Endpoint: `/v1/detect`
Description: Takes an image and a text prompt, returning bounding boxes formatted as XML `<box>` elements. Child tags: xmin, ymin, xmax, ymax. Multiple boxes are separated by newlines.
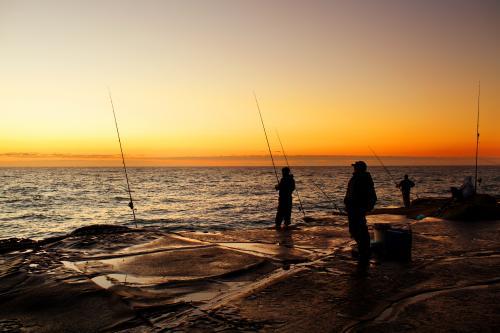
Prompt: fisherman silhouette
<box><xmin>397</xmin><ymin>174</ymin><xmax>415</xmax><ymax>208</ymax></box>
<box><xmin>344</xmin><ymin>161</ymin><xmax>377</xmax><ymax>270</ymax></box>
<box><xmin>275</xmin><ymin>167</ymin><xmax>296</xmax><ymax>230</ymax></box>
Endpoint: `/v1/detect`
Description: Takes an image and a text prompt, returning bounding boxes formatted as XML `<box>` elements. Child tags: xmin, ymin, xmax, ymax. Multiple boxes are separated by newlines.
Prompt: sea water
<box><xmin>0</xmin><ymin>166</ymin><xmax>498</xmax><ymax>240</ymax></box>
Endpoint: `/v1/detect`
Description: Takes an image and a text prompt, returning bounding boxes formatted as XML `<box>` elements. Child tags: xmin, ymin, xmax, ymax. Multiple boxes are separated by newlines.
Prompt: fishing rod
<box><xmin>253</xmin><ymin>92</ymin><xmax>280</xmax><ymax>185</ymax></box>
<box><xmin>368</xmin><ymin>146</ymin><xmax>398</xmax><ymax>186</ymax></box>
<box><xmin>412</xmin><ymin>185</ymin><xmax>421</xmax><ymax>200</ymax></box>
<box><xmin>275</xmin><ymin>130</ymin><xmax>306</xmax><ymax>218</ymax></box>
<box><xmin>369</xmin><ymin>146</ymin><xmax>419</xmax><ymax>199</ymax></box>
<box><xmin>108</xmin><ymin>90</ymin><xmax>137</xmax><ymax>227</ymax></box>
<box><xmin>474</xmin><ymin>81</ymin><xmax>480</xmax><ymax>192</ymax></box>
<box><xmin>312</xmin><ymin>182</ymin><xmax>345</xmax><ymax>215</ymax></box>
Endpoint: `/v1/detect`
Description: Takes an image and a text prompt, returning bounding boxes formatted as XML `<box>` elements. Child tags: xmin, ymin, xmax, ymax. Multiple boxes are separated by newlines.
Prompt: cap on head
<box><xmin>351</xmin><ymin>161</ymin><xmax>367</xmax><ymax>171</ymax></box>
<box><xmin>282</xmin><ymin>167</ymin><xmax>290</xmax><ymax>175</ymax></box>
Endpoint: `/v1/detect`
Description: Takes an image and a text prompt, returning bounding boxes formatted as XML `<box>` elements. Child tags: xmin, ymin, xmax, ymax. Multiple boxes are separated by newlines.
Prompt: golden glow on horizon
<box><xmin>0</xmin><ymin>0</ymin><xmax>499</xmax><ymax>166</ymax></box>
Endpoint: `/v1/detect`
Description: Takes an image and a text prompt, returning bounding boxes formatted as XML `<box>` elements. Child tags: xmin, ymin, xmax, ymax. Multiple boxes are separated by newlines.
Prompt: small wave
<box><xmin>0</xmin><ymin>198</ymin><xmax>25</xmax><ymax>204</ymax></box>
<box><xmin>1</xmin><ymin>213</ymin><xmax>51</xmax><ymax>221</ymax></box>
<box><xmin>212</xmin><ymin>203</ymin><xmax>236</xmax><ymax>210</ymax></box>
<box><xmin>160</xmin><ymin>197</ymin><xmax>195</xmax><ymax>203</ymax></box>
<box><xmin>134</xmin><ymin>218</ymin><xmax>176</xmax><ymax>225</ymax></box>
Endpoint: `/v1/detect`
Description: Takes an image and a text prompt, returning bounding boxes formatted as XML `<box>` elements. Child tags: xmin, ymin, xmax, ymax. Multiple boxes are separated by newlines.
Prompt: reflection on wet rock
<box><xmin>0</xmin><ymin>218</ymin><xmax>499</xmax><ymax>332</ymax></box>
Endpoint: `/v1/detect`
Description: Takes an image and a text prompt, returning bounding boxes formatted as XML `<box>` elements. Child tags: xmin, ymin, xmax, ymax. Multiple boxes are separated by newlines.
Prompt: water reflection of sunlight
<box><xmin>0</xmin><ymin>166</ymin><xmax>499</xmax><ymax>239</ymax></box>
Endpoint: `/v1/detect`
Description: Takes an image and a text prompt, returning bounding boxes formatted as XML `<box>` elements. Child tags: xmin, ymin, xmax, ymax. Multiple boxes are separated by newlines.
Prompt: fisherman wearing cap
<box><xmin>275</xmin><ymin>167</ymin><xmax>295</xmax><ymax>230</ymax></box>
<box><xmin>344</xmin><ymin>161</ymin><xmax>377</xmax><ymax>267</ymax></box>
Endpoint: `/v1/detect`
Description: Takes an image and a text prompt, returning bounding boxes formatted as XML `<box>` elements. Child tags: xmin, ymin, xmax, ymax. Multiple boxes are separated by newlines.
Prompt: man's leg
<box><xmin>275</xmin><ymin>206</ymin><xmax>283</xmax><ymax>229</ymax></box>
<box><xmin>348</xmin><ymin>210</ymin><xmax>362</xmax><ymax>259</ymax></box>
<box><xmin>357</xmin><ymin>218</ymin><xmax>371</xmax><ymax>263</ymax></box>
<box><xmin>349</xmin><ymin>209</ymin><xmax>370</xmax><ymax>262</ymax></box>
<box><xmin>347</xmin><ymin>211</ymin><xmax>359</xmax><ymax>241</ymax></box>
<box><xmin>284</xmin><ymin>203</ymin><xmax>292</xmax><ymax>227</ymax></box>
<box><xmin>403</xmin><ymin>192</ymin><xmax>410</xmax><ymax>208</ymax></box>
<box><xmin>356</xmin><ymin>220</ymin><xmax>371</xmax><ymax>276</ymax></box>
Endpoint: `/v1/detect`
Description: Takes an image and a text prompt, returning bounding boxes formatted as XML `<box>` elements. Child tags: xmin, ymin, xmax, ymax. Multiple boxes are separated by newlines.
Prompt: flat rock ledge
<box><xmin>0</xmin><ymin>215</ymin><xmax>499</xmax><ymax>332</ymax></box>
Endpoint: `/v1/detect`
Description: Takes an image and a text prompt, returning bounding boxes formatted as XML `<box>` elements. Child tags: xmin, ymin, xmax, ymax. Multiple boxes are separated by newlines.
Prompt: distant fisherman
<box><xmin>397</xmin><ymin>174</ymin><xmax>415</xmax><ymax>208</ymax></box>
<box><xmin>275</xmin><ymin>167</ymin><xmax>295</xmax><ymax>230</ymax></box>
<box><xmin>344</xmin><ymin>161</ymin><xmax>377</xmax><ymax>268</ymax></box>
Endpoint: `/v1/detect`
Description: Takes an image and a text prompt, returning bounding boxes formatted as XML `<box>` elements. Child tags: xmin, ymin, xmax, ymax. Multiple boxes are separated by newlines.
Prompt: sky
<box><xmin>0</xmin><ymin>0</ymin><xmax>499</xmax><ymax>166</ymax></box>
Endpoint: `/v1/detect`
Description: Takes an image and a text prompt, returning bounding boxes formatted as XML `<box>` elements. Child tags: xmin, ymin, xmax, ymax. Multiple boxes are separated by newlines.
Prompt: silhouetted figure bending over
<box><xmin>397</xmin><ymin>174</ymin><xmax>415</xmax><ymax>209</ymax></box>
<box><xmin>451</xmin><ymin>176</ymin><xmax>475</xmax><ymax>201</ymax></box>
<box><xmin>275</xmin><ymin>167</ymin><xmax>295</xmax><ymax>230</ymax></box>
<box><xmin>344</xmin><ymin>161</ymin><xmax>377</xmax><ymax>266</ymax></box>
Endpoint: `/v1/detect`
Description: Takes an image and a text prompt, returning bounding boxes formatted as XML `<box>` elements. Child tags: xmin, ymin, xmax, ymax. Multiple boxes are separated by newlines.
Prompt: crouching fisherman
<box><xmin>451</xmin><ymin>176</ymin><xmax>475</xmax><ymax>201</ymax></box>
<box><xmin>344</xmin><ymin>161</ymin><xmax>377</xmax><ymax>267</ymax></box>
<box><xmin>275</xmin><ymin>167</ymin><xmax>295</xmax><ymax>230</ymax></box>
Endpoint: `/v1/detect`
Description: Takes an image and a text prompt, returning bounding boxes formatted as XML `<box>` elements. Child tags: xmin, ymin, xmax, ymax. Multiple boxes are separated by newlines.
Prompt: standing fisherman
<box><xmin>275</xmin><ymin>167</ymin><xmax>296</xmax><ymax>230</ymax></box>
<box><xmin>397</xmin><ymin>174</ymin><xmax>415</xmax><ymax>209</ymax></box>
<box><xmin>344</xmin><ymin>161</ymin><xmax>377</xmax><ymax>268</ymax></box>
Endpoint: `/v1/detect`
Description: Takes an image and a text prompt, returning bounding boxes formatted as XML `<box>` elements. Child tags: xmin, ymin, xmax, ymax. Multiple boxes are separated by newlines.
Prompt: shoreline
<box><xmin>3</xmin><ymin>194</ymin><xmax>499</xmax><ymax>252</ymax></box>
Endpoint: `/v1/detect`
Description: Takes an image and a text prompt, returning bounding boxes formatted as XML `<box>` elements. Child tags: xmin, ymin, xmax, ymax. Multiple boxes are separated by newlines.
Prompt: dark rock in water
<box><xmin>0</xmin><ymin>225</ymin><xmax>133</xmax><ymax>254</ymax></box>
<box><xmin>70</xmin><ymin>224</ymin><xmax>131</xmax><ymax>236</ymax></box>
<box><xmin>0</xmin><ymin>238</ymin><xmax>37</xmax><ymax>254</ymax></box>
<box><xmin>37</xmin><ymin>235</ymin><xmax>67</xmax><ymax>246</ymax></box>
<box><xmin>0</xmin><ymin>235</ymin><xmax>67</xmax><ymax>254</ymax></box>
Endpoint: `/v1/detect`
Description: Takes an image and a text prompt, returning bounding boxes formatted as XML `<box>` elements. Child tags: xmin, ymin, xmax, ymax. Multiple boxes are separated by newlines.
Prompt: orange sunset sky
<box><xmin>0</xmin><ymin>0</ymin><xmax>499</xmax><ymax>166</ymax></box>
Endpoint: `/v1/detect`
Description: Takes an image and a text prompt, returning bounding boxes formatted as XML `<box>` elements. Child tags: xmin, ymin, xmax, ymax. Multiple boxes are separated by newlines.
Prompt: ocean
<box><xmin>1</xmin><ymin>166</ymin><xmax>499</xmax><ymax>240</ymax></box>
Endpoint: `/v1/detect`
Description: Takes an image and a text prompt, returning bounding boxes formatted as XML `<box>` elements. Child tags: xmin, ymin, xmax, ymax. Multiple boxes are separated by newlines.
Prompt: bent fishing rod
<box><xmin>253</xmin><ymin>92</ymin><xmax>280</xmax><ymax>185</ymax></box>
<box><xmin>108</xmin><ymin>90</ymin><xmax>137</xmax><ymax>227</ymax></box>
<box><xmin>275</xmin><ymin>130</ymin><xmax>306</xmax><ymax>218</ymax></box>
<box><xmin>312</xmin><ymin>182</ymin><xmax>345</xmax><ymax>215</ymax></box>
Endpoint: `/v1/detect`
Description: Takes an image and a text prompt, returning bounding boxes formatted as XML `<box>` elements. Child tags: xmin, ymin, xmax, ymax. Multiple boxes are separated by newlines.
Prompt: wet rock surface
<box><xmin>0</xmin><ymin>216</ymin><xmax>499</xmax><ymax>332</ymax></box>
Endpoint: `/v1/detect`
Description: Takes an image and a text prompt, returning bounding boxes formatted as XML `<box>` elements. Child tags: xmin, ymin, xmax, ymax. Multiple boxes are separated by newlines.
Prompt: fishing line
<box><xmin>368</xmin><ymin>146</ymin><xmax>397</xmax><ymax>185</ymax></box>
<box><xmin>312</xmin><ymin>182</ymin><xmax>344</xmax><ymax>215</ymax></box>
<box><xmin>369</xmin><ymin>146</ymin><xmax>420</xmax><ymax>200</ymax></box>
<box><xmin>253</xmin><ymin>92</ymin><xmax>280</xmax><ymax>185</ymax></box>
<box><xmin>275</xmin><ymin>129</ymin><xmax>306</xmax><ymax>218</ymax></box>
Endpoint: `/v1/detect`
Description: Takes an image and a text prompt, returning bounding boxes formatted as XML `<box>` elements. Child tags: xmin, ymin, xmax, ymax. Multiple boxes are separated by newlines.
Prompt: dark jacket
<box><xmin>344</xmin><ymin>171</ymin><xmax>377</xmax><ymax>211</ymax></box>
<box><xmin>277</xmin><ymin>175</ymin><xmax>295</xmax><ymax>198</ymax></box>
<box><xmin>398</xmin><ymin>179</ymin><xmax>415</xmax><ymax>193</ymax></box>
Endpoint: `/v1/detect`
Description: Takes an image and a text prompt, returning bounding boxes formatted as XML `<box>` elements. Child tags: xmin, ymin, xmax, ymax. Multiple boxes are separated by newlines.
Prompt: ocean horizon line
<box><xmin>0</xmin><ymin>153</ymin><xmax>499</xmax><ymax>167</ymax></box>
